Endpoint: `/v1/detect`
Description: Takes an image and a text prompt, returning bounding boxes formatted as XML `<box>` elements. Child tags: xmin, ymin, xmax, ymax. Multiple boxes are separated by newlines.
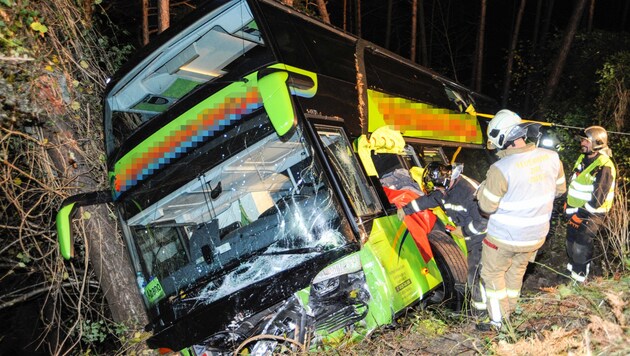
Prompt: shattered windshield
<box><xmin>123</xmin><ymin>124</ymin><xmax>350</xmax><ymax>306</ymax></box>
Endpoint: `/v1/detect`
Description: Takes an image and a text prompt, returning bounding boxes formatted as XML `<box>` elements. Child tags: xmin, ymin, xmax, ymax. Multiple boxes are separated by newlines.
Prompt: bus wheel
<box><xmin>426</xmin><ymin>230</ymin><xmax>467</xmax><ymax>311</ymax></box>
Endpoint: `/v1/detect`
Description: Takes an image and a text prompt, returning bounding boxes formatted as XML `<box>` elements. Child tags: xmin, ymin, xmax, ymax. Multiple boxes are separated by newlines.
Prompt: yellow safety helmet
<box><xmin>578</xmin><ymin>125</ymin><xmax>608</xmax><ymax>151</ymax></box>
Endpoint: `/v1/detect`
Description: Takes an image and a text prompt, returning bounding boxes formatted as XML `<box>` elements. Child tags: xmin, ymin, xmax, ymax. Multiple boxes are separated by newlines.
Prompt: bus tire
<box><xmin>426</xmin><ymin>230</ymin><xmax>468</xmax><ymax>311</ymax></box>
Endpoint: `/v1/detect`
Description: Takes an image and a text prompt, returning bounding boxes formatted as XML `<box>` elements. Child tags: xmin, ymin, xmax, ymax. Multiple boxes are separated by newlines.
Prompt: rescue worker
<box><xmin>565</xmin><ymin>126</ymin><xmax>616</xmax><ymax>283</ymax></box>
<box><xmin>398</xmin><ymin>161</ymin><xmax>488</xmax><ymax>313</ymax></box>
<box><xmin>476</xmin><ymin>109</ymin><xmax>566</xmax><ymax>331</ymax></box>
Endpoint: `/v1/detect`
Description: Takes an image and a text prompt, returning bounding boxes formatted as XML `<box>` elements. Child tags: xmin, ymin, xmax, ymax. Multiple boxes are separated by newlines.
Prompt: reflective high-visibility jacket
<box><xmin>478</xmin><ymin>143</ymin><xmax>566</xmax><ymax>244</ymax></box>
<box><xmin>566</xmin><ymin>153</ymin><xmax>616</xmax><ymax>216</ymax></box>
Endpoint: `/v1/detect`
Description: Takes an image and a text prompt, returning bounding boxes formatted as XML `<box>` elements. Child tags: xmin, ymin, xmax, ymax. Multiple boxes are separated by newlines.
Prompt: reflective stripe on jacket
<box><xmin>447</xmin><ymin>175</ymin><xmax>487</xmax><ymax>237</ymax></box>
<box><xmin>480</xmin><ymin>144</ymin><xmax>565</xmax><ymax>243</ymax></box>
<box><xmin>566</xmin><ymin>153</ymin><xmax>616</xmax><ymax>214</ymax></box>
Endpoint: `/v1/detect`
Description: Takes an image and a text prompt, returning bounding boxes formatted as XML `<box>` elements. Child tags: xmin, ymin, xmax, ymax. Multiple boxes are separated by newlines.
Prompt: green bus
<box><xmin>56</xmin><ymin>0</ymin><xmax>497</xmax><ymax>354</ymax></box>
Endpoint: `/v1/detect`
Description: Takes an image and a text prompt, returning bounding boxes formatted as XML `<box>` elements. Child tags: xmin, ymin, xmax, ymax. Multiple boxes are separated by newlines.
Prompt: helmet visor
<box><xmin>423</xmin><ymin>162</ymin><xmax>452</xmax><ymax>188</ymax></box>
<box><xmin>576</xmin><ymin>129</ymin><xmax>590</xmax><ymax>142</ymax></box>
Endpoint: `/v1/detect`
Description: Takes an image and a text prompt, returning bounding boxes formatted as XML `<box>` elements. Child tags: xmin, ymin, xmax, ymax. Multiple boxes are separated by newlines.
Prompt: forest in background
<box><xmin>0</xmin><ymin>0</ymin><xmax>628</xmax><ymax>354</ymax></box>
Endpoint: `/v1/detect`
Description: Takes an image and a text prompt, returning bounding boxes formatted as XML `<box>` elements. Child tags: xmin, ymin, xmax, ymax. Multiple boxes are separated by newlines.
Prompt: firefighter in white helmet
<box><xmin>565</xmin><ymin>126</ymin><xmax>616</xmax><ymax>283</ymax></box>
<box><xmin>475</xmin><ymin>109</ymin><xmax>566</xmax><ymax>331</ymax></box>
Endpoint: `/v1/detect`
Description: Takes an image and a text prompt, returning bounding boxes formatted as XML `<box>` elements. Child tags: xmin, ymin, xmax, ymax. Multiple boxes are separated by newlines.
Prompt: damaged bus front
<box><xmin>56</xmin><ymin>0</ymin><xmax>497</xmax><ymax>354</ymax></box>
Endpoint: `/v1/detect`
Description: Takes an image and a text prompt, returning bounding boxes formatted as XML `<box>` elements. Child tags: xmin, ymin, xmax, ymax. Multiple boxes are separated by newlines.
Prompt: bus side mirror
<box><xmin>258</xmin><ymin>70</ymin><xmax>296</xmax><ymax>138</ymax></box>
<box><xmin>56</xmin><ymin>191</ymin><xmax>112</xmax><ymax>260</ymax></box>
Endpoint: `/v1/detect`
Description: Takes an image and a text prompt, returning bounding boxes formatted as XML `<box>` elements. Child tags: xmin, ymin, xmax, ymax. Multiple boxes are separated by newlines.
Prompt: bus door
<box><xmin>314</xmin><ymin>124</ymin><xmax>442</xmax><ymax>322</ymax></box>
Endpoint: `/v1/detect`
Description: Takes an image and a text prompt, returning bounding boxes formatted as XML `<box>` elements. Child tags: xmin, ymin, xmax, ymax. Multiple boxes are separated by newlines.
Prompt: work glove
<box><xmin>451</xmin><ymin>226</ymin><xmax>464</xmax><ymax>238</ymax></box>
<box><xmin>397</xmin><ymin>208</ymin><xmax>406</xmax><ymax>221</ymax></box>
<box><xmin>567</xmin><ymin>214</ymin><xmax>590</xmax><ymax>232</ymax></box>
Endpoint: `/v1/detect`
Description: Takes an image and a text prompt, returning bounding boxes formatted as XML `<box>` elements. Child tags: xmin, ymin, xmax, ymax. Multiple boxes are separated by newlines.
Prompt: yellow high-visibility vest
<box><xmin>567</xmin><ymin>154</ymin><xmax>616</xmax><ymax>214</ymax></box>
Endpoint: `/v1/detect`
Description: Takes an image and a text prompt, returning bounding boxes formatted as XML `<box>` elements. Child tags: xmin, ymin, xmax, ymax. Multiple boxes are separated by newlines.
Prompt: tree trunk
<box><xmin>428</xmin><ymin>0</ymin><xmax>436</xmax><ymax>66</ymax></box>
<box><xmin>356</xmin><ymin>0</ymin><xmax>362</xmax><ymax>38</ymax></box>
<box><xmin>316</xmin><ymin>0</ymin><xmax>330</xmax><ymax>24</ymax></box>
<box><xmin>45</xmin><ymin>118</ymin><xmax>147</xmax><ymax>326</ymax></box>
<box><xmin>410</xmin><ymin>0</ymin><xmax>418</xmax><ymax>62</ymax></box>
<box><xmin>523</xmin><ymin>0</ymin><xmax>543</xmax><ymax>113</ymax></box>
<box><xmin>532</xmin><ymin>0</ymin><xmax>542</xmax><ymax>50</ymax></box>
<box><xmin>622</xmin><ymin>0</ymin><xmax>629</xmax><ymax>30</ymax></box>
<box><xmin>343</xmin><ymin>0</ymin><xmax>347</xmax><ymax>31</ymax></box>
<box><xmin>418</xmin><ymin>0</ymin><xmax>428</xmax><ymax>66</ymax></box>
<box><xmin>540</xmin><ymin>0</ymin><xmax>555</xmax><ymax>46</ymax></box>
<box><xmin>501</xmin><ymin>0</ymin><xmax>527</xmax><ymax>107</ymax></box>
<box><xmin>541</xmin><ymin>0</ymin><xmax>588</xmax><ymax>110</ymax></box>
<box><xmin>587</xmin><ymin>0</ymin><xmax>595</xmax><ymax>32</ymax></box>
<box><xmin>473</xmin><ymin>0</ymin><xmax>487</xmax><ymax>92</ymax></box>
<box><xmin>142</xmin><ymin>0</ymin><xmax>149</xmax><ymax>45</ymax></box>
<box><xmin>385</xmin><ymin>0</ymin><xmax>393</xmax><ymax>49</ymax></box>
<box><xmin>158</xmin><ymin>0</ymin><xmax>170</xmax><ymax>34</ymax></box>
<box><xmin>82</xmin><ymin>205</ymin><xmax>148</xmax><ymax>324</ymax></box>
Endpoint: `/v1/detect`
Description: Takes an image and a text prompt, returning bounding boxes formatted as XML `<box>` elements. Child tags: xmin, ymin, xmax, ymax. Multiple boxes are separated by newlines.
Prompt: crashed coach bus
<box><xmin>56</xmin><ymin>0</ymin><xmax>498</xmax><ymax>354</ymax></box>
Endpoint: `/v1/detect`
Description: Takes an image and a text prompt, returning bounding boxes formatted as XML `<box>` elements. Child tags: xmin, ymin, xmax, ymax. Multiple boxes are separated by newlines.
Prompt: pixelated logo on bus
<box><xmin>367</xmin><ymin>90</ymin><xmax>483</xmax><ymax>144</ymax></box>
<box><xmin>112</xmin><ymin>84</ymin><xmax>262</xmax><ymax>199</ymax></box>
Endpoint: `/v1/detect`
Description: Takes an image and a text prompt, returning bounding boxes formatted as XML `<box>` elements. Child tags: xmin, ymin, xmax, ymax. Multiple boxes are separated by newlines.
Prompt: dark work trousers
<box><xmin>466</xmin><ymin>233</ymin><xmax>485</xmax><ymax>310</ymax></box>
<box><xmin>566</xmin><ymin>214</ymin><xmax>601</xmax><ymax>279</ymax></box>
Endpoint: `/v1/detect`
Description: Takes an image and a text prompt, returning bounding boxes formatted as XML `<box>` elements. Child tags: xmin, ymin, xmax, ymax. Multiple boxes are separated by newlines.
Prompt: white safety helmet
<box><xmin>486</xmin><ymin>109</ymin><xmax>528</xmax><ymax>149</ymax></box>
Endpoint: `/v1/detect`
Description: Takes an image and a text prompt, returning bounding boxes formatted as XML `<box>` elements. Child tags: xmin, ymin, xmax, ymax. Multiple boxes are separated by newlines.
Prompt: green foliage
<box><xmin>594</xmin><ymin>51</ymin><xmax>630</xmax><ymax>179</ymax></box>
<box><xmin>289</xmin><ymin>0</ymin><xmax>319</xmax><ymax>18</ymax></box>
<box><xmin>596</xmin><ymin>51</ymin><xmax>630</xmax><ymax>125</ymax></box>
<box><xmin>16</xmin><ymin>251</ymin><xmax>31</xmax><ymax>266</ymax></box>
<box><xmin>81</xmin><ymin>320</ymin><xmax>108</xmax><ymax>343</ymax></box>
<box><xmin>79</xmin><ymin>319</ymin><xmax>130</xmax><ymax>348</ymax></box>
<box><xmin>508</xmin><ymin>30</ymin><xmax>630</xmax><ymax>183</ymax></box>
<box><xmin>415</xmin><ymin>318</ymin><xmax>448</xmax><ymax>336</ymax></box>
<box><xmin>597</xmin><ymin>53</ymin><xmax>630</xmax><ymax>86</ymax></box>
<box><xmin>510</xmin><ymin>30</ymin><xmax>630</xmax><ymax>124</ymax></box>
<box><xmin>29</xmin><ymin>21</ymin><xmax>47</xmax><ymax>36</ymax></box>
<box><xmin>95</xmin><ymin>34</ymin><xmax>135</xmax><ymax>73</ymax></box>
<box><xmin>0</xmin><ymin>0</ymin><xmax>49</xmax><ymax>53</ymax></box>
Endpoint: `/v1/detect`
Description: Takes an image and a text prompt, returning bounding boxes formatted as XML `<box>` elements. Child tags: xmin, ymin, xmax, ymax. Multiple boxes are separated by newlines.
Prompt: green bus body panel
<box><xmin>56</xmin><ymin>202</ymin><xmax>76</xmax><ymax>260</ymax></box>
<box><xmin>360</xmin><ymin>215</ymin><xmax>442</xmax><ymax>324</ymax></box>
<box><xmin>305</xmin><ymin>212</ymin><xmax>446</xmax><ymax>348</ymax></box>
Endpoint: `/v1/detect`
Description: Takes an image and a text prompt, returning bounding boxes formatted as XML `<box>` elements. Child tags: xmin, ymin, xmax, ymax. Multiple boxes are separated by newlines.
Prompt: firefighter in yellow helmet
<box><xmin>565</xmin><ymin>126</ymin><xmax>616</xmax><ymax>283</ymax></box>
<box><xmin>475</xmin><ymin>109</ymin><xmax>566</xmax><ymax>331</ymax></box>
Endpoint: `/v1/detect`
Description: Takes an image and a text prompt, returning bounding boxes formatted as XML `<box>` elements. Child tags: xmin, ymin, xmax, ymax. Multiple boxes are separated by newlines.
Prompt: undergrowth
<box><xmin>309</xmin><ymin>270</ymin><xmax>630</xmax><ymax>356</ymax></box>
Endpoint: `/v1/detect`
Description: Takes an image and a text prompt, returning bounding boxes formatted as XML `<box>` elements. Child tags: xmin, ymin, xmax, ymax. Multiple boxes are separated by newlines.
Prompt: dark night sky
<box><xmin>330</xmin><ymin>0</ymin><xmax>629</xmax><ymax>88</ymax></box>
